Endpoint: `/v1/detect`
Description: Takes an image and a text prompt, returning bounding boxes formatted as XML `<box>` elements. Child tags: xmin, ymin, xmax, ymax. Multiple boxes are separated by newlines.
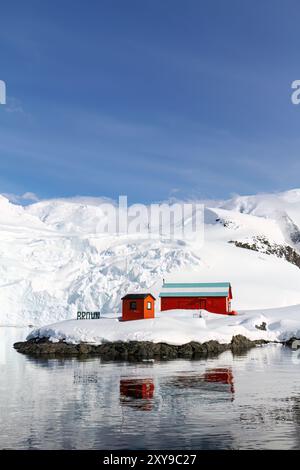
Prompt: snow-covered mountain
<box><xmin>2</xmin><ymin>190</ymin><xmax>300</xmax><ymax>326</ymax></box>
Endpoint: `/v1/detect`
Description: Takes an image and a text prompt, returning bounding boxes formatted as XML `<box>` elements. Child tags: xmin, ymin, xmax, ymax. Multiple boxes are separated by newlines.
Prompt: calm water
<box><xmin>1</xmin><ymin>328</ymin><xmax>300</xmax><ymax>450</ymax></box>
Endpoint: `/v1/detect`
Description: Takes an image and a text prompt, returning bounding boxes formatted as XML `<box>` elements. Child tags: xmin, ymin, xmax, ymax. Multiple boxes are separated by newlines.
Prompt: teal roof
<box><xmin>159</xmin><ymin>282</ymin><xmax>232</xmax><ymax>298</ymax></box>
<box><xmin>162</xmin><ymin>282</ymin><xmax>230</xmax><ymax>288</ymax></box>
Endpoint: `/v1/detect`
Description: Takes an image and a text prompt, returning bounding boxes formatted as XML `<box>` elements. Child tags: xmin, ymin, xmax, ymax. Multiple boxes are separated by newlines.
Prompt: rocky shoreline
<box><xmin>14</xmin><ymin>335</ymin><xmax>268</xmax><ymax>361</ymax></box>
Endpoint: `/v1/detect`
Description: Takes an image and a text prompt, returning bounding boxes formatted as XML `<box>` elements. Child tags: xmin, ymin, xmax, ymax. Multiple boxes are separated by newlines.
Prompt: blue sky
<box><xmin>1</xmin><ymin>0</ymin><xmax>300</xmax><ymax>204</ymax></box>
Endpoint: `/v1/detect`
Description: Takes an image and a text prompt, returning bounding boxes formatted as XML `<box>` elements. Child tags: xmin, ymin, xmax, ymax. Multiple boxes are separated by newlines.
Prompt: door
<box><xmin>200</xmin><ymin>299</ymin><xmax>206</xmax><ymax>310</ymax></box>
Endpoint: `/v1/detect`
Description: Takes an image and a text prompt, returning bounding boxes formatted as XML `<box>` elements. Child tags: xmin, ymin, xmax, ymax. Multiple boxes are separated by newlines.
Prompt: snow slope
<box><xmin>219</xmin><ymin>189</ymin><xmax>300</xmax><ymax>245</ymax></box>
<box><xmin>1</xmin><ymin>189</ymin><xmax>300</xmax><ymax>326</ymax></box>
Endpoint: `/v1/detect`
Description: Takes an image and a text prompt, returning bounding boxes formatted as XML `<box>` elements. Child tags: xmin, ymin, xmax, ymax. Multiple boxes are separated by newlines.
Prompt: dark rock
<box><xmin>78</xmin><ymin>343</ymin><xmax>93</xmax><ymax>355</ymax></box>
<box><xmin>255</xmin><ymin>322</ymin><xmax>267</xmax><ymax>331</ymax></box>
<box><xmin>188</xmin><ymin>341</ymin><xmax>206</xmax><ymax>355</ymax></box>
<box><xmin>230</xmin><ymin>335</ymin><xmax>256</xmax><ymax>353</ymax></box>
<box><xmin>201</xmin><ymin>340</ymin><xmax>228</xmax><ymax>356</ymax></box>
<box><xmin>284</xmin><ymin>337</ymin><xmax>300</xmax><ymax>349</ymax></box>
<box><xmin>13</xmin><ymin>334</ymin><xmax>259</xmax><ymax>361</ymax></box>
<box><xmin>158</xmin><ymin>343</ymin><xmax>179</xmax><ymax>360</ymax></box>
<box><xmin>254</xmin><ymin>339</ymin><xmax>270</xmax><ymax>345</ymax></box>
<box><xmin>178</xmin><ymin>343</ymin><xmax>194</xmax><ymax>358</ymax></box>
<box><xmin>127</xmin><ymin>341</ymin><xmax>149</xmax><ymax>358</ymax></box>
<box><xmin>229</xmin><ymin>237</ymin><xmax>300</xmax><ymax>269</ymax></box>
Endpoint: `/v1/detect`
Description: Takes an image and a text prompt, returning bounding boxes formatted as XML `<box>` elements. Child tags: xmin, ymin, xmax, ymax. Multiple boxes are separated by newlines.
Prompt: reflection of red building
<box><xmin>120</xmin><ymin>378</ymin><xmax>154</xmax><ymax>411</ymax></box>
<box><xmin>170</xmin><ymin>368</ymin><xmax>235</xmax><ymax>400</ymax></box>
<box><xmin>204</xmin><ymin>368</ymin><xmax>235</xmax><ymax>396</ymax></box>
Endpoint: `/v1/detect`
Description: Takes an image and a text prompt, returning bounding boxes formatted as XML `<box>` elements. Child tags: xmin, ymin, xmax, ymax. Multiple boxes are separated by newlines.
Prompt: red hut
<box><xmin>159</xmin><ymin>282</ymin><xmax>237</xmax><ymax>315</ymax></box>
<box><xmin>121</xmin><ymin>293</ymin><xmax>156</xmax><ymax>321</ymax></box>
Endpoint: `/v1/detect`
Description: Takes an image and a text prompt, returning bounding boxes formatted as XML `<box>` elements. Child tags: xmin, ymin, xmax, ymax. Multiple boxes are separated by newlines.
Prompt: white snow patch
<box><xmin>27</xmin><ymin>305</ymin><xmax>300</xmax><ymax>346</ymax></box>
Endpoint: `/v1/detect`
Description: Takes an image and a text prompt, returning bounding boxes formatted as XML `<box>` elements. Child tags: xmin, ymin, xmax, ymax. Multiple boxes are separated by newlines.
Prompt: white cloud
<box><xmin>2</xmin><ymin>192</ymin><xmax>39</xmax><ymax>204</ymax></box>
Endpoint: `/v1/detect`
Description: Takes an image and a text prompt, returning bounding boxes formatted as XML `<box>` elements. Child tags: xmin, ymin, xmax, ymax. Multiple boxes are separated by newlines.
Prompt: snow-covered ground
<box><xmin>27</xmin><ymin>305</ymin><xmax>300</xmax><ymax>346</ymax></box>
<box><xmin>2</xmin><ymin>189</ymin><xmax>300</xmax><ymax>326</ymax></box>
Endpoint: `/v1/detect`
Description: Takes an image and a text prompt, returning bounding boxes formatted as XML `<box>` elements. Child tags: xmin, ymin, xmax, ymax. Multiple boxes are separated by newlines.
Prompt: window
<box><xmin>147</xmin><ymin>301</ymin><xmax>152</xmax><ymax>310</ymax></box>
<box><xmin>130</xmin><ymin>301</ymin><xmax>137</xmax><ymax>310</ymax></box>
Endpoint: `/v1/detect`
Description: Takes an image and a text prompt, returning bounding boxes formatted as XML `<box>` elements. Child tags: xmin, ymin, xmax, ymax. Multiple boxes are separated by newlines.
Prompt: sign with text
<box><xmin>77</xmin><ymin>311</ymin><xmax>101</xmax><ymax>320</ymax></box>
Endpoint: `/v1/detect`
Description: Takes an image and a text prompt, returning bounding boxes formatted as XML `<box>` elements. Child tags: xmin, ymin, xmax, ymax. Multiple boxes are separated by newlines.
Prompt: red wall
<box><xmin>122</xmin><ymin>296</ymin><xmax>155</xmax><ymax>321</ymax></box>
<box><xmin>160</xmin><ymin>296</ymin><xmax>229</xmax><ymax>314</ymax></box>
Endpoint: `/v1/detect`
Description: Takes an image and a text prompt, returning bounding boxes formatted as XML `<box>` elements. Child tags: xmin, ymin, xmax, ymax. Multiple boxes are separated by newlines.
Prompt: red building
<box><xmin>159</xmin><ymin>282</ymin><xmax>237</xmax><ymax>315</ymax></box>
<box><xmin>121</xmin><ymin>293</ymin><xmax>156</xmax><ymax>321</ymax></box>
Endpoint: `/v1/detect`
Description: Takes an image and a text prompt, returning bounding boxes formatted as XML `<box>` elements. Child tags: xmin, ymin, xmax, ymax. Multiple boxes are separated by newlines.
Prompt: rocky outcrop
<box><xmin>255</xmin><ymin>322</ymin><xmax>267</xmax><ymax>331</ymax></box>
<box><xmin>283</xmin><ymin>337</ymin><xmax>300</xmax><ymax>349</ymax></box>
<box><xmin>229</xmin><ymin>236</ymin><xmax>300</xmax><ymax>269</ymax></box>
<box><xmin>14</xmin><ymin>335</ymin><xmax>259</xmax><ymax>361</ymax></box>
<box><xmin>281</xmin><ymin>213</ymin><xmax>300</xmax><ymax>245</ymax></box>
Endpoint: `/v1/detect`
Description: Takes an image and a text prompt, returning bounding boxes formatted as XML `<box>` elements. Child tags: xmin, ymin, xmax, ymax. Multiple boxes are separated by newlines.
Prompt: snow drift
<box><xmin>27</xmin><ymin>305</ymin><xmax>300</xmax><ymax>346</ymax></box>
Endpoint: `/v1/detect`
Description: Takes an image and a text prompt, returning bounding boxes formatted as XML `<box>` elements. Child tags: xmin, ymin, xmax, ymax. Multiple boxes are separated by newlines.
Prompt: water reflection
<box><xmin>74</xmin><ymin>370</ymin><xmax>98</xmax><ymax>384</ymax></box>
<box><xmin>2</xmin><ymin>329</ymin><xmax>300</xmax><ymax>449</ymax></box>
<box><xmin>120</xmin><ymin>378</ymin><xmax>154</xmax><ymax>411</ymax></box>
<box><xmin>204</xmin><ymin>368</ymin><xmax>235</xmax><ymax>398</ymax></box>
<box><xmin>166</xmin><ymin>367</ymin><xmax>235</xmax><ymax>400</ymax></box>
